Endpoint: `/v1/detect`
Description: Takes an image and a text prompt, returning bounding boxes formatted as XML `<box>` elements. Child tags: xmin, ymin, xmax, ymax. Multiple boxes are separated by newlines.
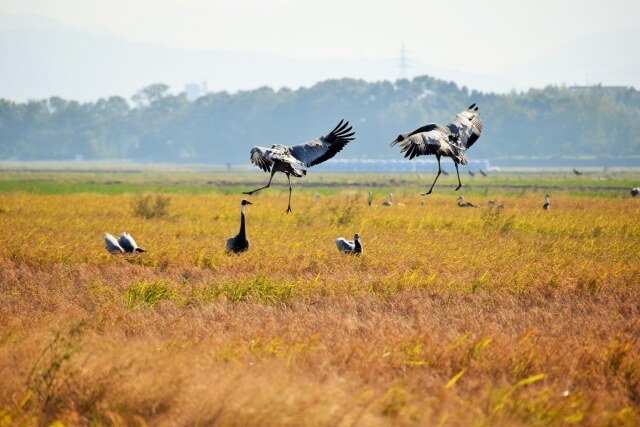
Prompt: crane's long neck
<box><xmin>354</xmin><ymin>238</ymin><xmax>362</xmax><ymax>253</ymax></box>
<box><xmin>239</xmin><ymin>205</ymin><xmax>247</xmax><ymax>238</ymax></box>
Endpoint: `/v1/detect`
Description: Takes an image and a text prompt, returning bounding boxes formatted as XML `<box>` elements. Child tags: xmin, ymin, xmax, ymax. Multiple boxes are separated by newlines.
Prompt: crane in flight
<box><xmin>390</xmin><ymin>104</ymin><xmax>483</xmax><ymax>195</ymax></box>
<box><xmin>244</xmin><ymin>120</ymin><xmax>354</xmax><ymax>213</ymax></box>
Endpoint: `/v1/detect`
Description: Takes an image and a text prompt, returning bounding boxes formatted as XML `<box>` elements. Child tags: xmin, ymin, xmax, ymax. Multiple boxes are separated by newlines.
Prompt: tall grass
<box><xmin>0</xmin><ymin>184</ymin><xmax>639</xmax><ymax>425</ymax></box>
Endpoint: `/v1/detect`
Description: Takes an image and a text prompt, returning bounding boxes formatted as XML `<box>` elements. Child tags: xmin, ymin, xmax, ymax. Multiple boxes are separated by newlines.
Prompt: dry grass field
<box><xmin>1</xmin><ymin>173</ymin><xmax>639</xmax><ymax>426</ymax></box>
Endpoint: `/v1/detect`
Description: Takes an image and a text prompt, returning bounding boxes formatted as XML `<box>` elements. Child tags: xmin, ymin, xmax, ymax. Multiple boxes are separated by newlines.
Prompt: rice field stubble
<box><xmin>0</xmin><ymin>178</ymin><xmax>639</xmax><ymax>426</ymax></box>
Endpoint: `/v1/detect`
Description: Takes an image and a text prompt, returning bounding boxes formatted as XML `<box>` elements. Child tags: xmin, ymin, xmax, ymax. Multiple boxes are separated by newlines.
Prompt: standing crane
<box><xmin>226</xmin><ymin>199</ymin><xmax>252</xmax><ymax>254</ymax></box>
<box><xmin>335</xmin><ymin>233</ymin><xmax>363</xmax><ymax>255</ymax></box>
<box><xmin>382</xmin><ymin>193</ymin><xmax>393</xmax><ymax>206</ymax></box>
<box><xmin>631</xmin><ymin>187</ymin><xmax>639</xmax><ymax>197</ymax></box>
<box><xmin>390</xmin><ymin>104</ymin><xmax>483</xmax><ymax>195</ymax></box>
<box><xmin>243</xmin><ymin>120</ymin><xmax>355</xmax><ymax>213</ymax></box>
<box><xmin>543</xmin><ymin>194</ymin><xmax>551</xmax><ymax>210</ymax></box>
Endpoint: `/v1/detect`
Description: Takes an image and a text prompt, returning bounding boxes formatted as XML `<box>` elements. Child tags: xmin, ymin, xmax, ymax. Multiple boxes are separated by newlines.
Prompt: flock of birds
<box><xmin>103</xmin><ymin>103</ymin><xmax>638</xmax><ymax>257</ymax></box>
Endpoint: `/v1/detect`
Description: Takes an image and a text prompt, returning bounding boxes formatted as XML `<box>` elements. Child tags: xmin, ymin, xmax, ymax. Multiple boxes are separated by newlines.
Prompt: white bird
<box><xmin>457</xmin><ymin>196</ymin><xmax>480</xmax><ymax>208</ymax></box>
<box><xmin>390</xmin><ymin>104</ymin><xmax>483</xmax><ymax>195</ymax></box>
<box><xmin>104</xmin><ymin>233</ymin><xmax>125</xmax><ymax>254</ymax></box>
<box><xmin>226</xmin><ymin>199</ymin><xmax>252</xmax><ymax>254</ymax></box>
<box><xmin>631</xmin><ymin>187</ymin><xmax>639</xmax><ymax>197</ymax></box>
<box><xmin>382</xmin><ymin>193</ymin><xmax>393</xmax><ymax>206</ymax></box>
<box><xmin>335</xmin><ymin>233</ymin><xmax>363</xmax><ymax>255</ymax></box>
<box><xmin>118</xmin><ymin>232</ymin><xmax>146</xmax><ymax>253</ymax></box>
<box><xmin>543</xmin><ymin>194</ymin><xmax>551</xmax><ymax>210</ymax></box>
<box><xmin>243</xmin><ymin>120</ymin><xmax>355</xmax><ymax>213</ymax></box>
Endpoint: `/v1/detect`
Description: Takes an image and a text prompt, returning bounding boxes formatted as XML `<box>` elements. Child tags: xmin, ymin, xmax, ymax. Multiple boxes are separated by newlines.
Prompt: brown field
<box><xmin>1</xmin><ymin>181</ymin><xmax>639</xmax><ymax>426</ymax></box>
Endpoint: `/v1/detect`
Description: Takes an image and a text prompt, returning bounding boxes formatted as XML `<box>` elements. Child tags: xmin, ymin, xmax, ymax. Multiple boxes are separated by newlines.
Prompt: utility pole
<box><xmin>399</xmin><ymin>44</ymin><xmax>410</xmax><ymax>79</ymax></box>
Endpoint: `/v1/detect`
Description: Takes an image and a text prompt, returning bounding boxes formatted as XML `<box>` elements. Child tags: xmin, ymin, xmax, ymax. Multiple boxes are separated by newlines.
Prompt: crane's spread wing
<box><xmin>390</xmin><ymin>124</ymin><xmax>450</xmax><ymax>159</ymax></box>
<box><xmin>290</xmin><ymin>120</ymin><xmax>355</xmax><ymax>167</ymax></box>
<box><xmin>118</xmin><ymin>232</ymin><xmax>137</xmax><ymax>252</ymax></box>
<box><xmin>448</xmin><ymin>103</ymin><xmax>483</xmax><ymax>149</ymax></box>
<box><xmin>335</xmin><ymin>237</ymin><xmax>355</xmax><ymax>252</ymax></box>
<box><xmin>249</xmin><ymin>146</ymin><xmax>274</xmax><ymax>173</ymax></box>
<box><xmin>104</xmin><ymin>233</ymin><xmax>124</xmax><ymax>254</ymax></box>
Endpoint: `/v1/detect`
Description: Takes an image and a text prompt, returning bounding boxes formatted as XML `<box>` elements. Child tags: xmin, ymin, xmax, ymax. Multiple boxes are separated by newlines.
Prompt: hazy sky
<box><xmin>1</xmin><ymin>0</ymin><xmax>639</xmax><ymax>100</ymax></box>
<box><xmin>3</xmin><ymin>0</ymin><xmax>639</xmax><ymax>71</ymax></box>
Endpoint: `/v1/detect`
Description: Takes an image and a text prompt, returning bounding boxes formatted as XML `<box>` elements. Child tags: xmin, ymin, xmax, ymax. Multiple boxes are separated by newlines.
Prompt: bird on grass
<box><xmin>226</xmin><ymin>199</ymin><xmax>252</xmax><ymax>254</ymax></box>
<box><xmin>543</xmin><ymin>194</ymin><xmax>551</xmax><ymax>210</ymax></box>
<box><xmin>457</xmin><ymin>196</ymin><xmax>480</xmax><ymax>208</ymax></box>
<box><xmin>244</xmin><ymin>120</ymin><xmax>355</xmax><ymax>213</ymax></box>
<box><xmin>468</xmin><ymin>170</ymin><xmax>476</xmax><ymax>177</ymax></box>
<box><xmin>631</xmin><ymin>187</ymin><xmax>639</xmax><ymax>197</ymax></box>
<box><xmin>367</xmin><ymin>191</ymin><xmax>373</xmax><ymax>207</ymax></box>
<box><xmin>104</xmin><ymin>232</ymin><xmax>145</xmax><ymax>254</ymax></box>
<box><xmin>382</xmin><ymin>193</ymin><xmax>393</xmax><ymax>206</ymax></box>
<box><xmin>573</xmin><ymin>168</ymin><xmax>582</xmax><ymax>175</ymax></box>
<box><xmin>336</xmin><ymin>233</ymin><xmax>363</xmax><ymax>255</ymax></box>
<box><xmin>479</xmin><ymin>169</ymin><xmax>488</xmax><ymax>177</ymax></box>
<box><xmin>390</xmin><ymin>104</ymin><xmax>483</xmax><ymax>195</ymax></box>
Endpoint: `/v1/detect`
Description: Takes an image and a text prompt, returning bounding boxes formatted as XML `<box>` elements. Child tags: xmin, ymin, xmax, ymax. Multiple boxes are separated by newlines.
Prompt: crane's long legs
<box><xmin>454</xmin><ymin>162</ymin><xmax>462</xmax><ymax>191</ymax></box>
<box><xmin>243</xmin><ymin>169</ymin><xmax>276</xmax><ymax>195</ymax></box>
<box><xmin>286</xmin><ymin>174</ymin><xmax>293</xmax><ymax>214</ymax></box>
<box><xmin>422</xmin><ymin>156</ymin><xmax>441</xmax><ymax>196</ymax></box>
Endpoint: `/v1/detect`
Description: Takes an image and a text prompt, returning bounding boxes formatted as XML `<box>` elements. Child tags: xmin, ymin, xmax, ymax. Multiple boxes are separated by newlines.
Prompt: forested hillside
<box><xmin>1</xmin><ymin>75</ymin><xmax>639</xmax><ymax>165</ymax></box>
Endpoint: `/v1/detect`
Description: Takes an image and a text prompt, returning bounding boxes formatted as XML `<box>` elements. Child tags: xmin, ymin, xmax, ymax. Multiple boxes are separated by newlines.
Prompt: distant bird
<box><xmin>244</xmin><ymin>120</ymin><xmax>355</xmax><ymax>213</ymax></box>
<box><xmin>487</xmin><ymin>200</ymin><xmax>495</xmax><ymax>207</ymax></box>
<box><xmin>631</xmin><ymin>187</ymin><xmax>639</xmax><ymax>197</ymax></box>
<box><xmin>573</xmin><ymin>168</ymin><xmax>582</xmax><ymax>175</ymax></box>
<box><xmin>367</xmin><ymin>191</ymin><xmax>373</xmax><ymax>207</ymax></box>
<box><xmin>468</xmin><ymin>170</ymin><xmax>476</xmax><ymax>177</ymax></box>
<box><xmin>335</xmin><ymin>233</ymin><xmax>363</xmax><ymax>255</ymax></box>
<box><xmin>104</xmin><ymin>233</ymin><xmax>124</xmax><ymax>254</ymax></box>
<box><xmin>441</xmin><ymin>169</ymin><xmax>449</xmax><ymax>176</ymax></box>
<box><xmin>226</xmin><ymin>199</ymin><xmax>252</xmax><ymax>254</ymax></box>
<box><xmin>543</xmin><ymin>194</ymin><xmax>551</xmax><ymax>210</ymax></box>
<box><xmin>457</xmin><ymin>196</ymin><xmax>480</xmax><ymax>208</ymax></box>
<box><xmin>382</xmin><ymin>193</ymin><xmax>393</xmax><ymax>206</ymax></box>
<box><xmin>479</xmin><ymin>169</ymin><xmax>488</xmax><ymax>177</ymax></box>
<box><xmin>390</xmin><ymin>104</ymin><xmax>483</xmax><ymax>195</ymax></box>
<box><xmin>118</xmin><ymin>232</ymin><xmax>146</xmax><ymax>253</ymax></box>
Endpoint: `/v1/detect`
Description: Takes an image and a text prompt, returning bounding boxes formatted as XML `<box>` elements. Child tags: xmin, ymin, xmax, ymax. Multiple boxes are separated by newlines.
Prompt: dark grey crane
<box><xmin>631</xmin><ymin>187</ymin><xmax>639</xmax><ymax>197</ymax></box>
<box><xmin>573</xmin><ymin>168</ymin><xmax>582</xmax><ymax>175</ymax></box>
<box><xmin>226</xmin><ymin>199</ymin><xmax>252</xmax><ymax>254</ymax></box>
<box><xmin>336</xmin><ymin>233</ymin><xmax>363</xmax><ymax>255</ymax></box>
<box><xmin>390</xmin><ymin>104</ymin><xmax>483</xmax><ymax>195</ymax></box>
<box><xmin>479</xmin><ymin>169</ymin><xmax>488</xmax><ymax>177</ymax></box>
<box><xmin>244</xmin><ymin>120</ymin><xmax>355</xmax><ymax>213</ymax></box>
<box><xmin>543</xmin><ymin>194</ymin><xmax>551</xmax><ymax>210</ymax></box>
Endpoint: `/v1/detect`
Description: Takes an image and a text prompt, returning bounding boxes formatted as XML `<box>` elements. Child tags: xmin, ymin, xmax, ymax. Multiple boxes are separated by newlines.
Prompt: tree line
<box><xmin>1</xmin><ymin>75</ymin><xmax>639</xmax><ymax>165</ymax></box>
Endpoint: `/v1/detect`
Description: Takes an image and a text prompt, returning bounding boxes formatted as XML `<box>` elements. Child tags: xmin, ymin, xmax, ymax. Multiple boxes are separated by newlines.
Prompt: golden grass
<box><xmin>1</xmin><ymin>189</ymin><xmax>639</xmax><ymax>426</ymax></box>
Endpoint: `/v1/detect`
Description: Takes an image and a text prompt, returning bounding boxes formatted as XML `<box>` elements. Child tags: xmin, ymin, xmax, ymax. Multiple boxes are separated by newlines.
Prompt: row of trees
<box><xmin>1</xmin><ymin>76</ymin><xmax>639</xmax><ymax>164</ymax></box>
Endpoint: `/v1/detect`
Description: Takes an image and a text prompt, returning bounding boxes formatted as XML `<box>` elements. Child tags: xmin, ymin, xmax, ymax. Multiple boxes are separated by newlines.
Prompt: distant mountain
<box><xmin>0</xmin><ymin>14</ymin><xmax>638</xmax><ymax>102</ymax></box>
